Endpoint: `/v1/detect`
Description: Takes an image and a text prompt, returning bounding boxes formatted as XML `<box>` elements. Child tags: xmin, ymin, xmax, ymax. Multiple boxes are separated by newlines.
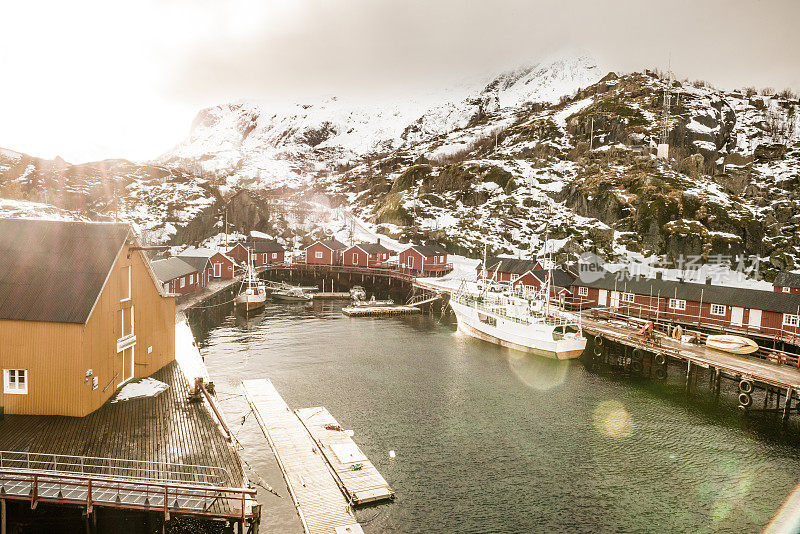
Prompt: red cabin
<box><xmin>227</xmin><ymin>240</ymin><xmax>285</xmax><ymax>267</ymax></box>
<box><xmin>151</xmin><ymin>257</ymin><xmax>200</xmax><ymax>296</ymax></box>
<box><xmin>342</xmin><ymin>242</ymin><xmax>393</xmax><ymax>268</ymax></box>
<box><xmin>305</xmin><ymin>239</ymin><xmax>347</xmax><ymax>265</ymax></box>
<box><xmin>512</xmin><ymin>268</ymin><xmax>576</xmax><ymax>297</ymax></box>
<box><xmin>180</xmin><ymin>247</ymin><xmax>235</xmax><ymax>280</ymax></box>
<box><xmin>399</xmin><ymin>244</ymin><xmax>450</xmax><ymax>275</ymax></box>
<box><xmin>477</xmin><ymin>257</ymin><xmax>542</xmax><ymax>282</ymax></box>
<box><xmin>774</xmin><ymin>272</ymin><xmax>800</xmax><ymax>294</ymax></box>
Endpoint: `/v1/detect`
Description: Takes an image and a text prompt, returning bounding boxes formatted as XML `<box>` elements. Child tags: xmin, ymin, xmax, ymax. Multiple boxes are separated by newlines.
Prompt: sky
<box><xmin>1</xmin><ymin>0</ymin><xmax>798</xmax><ymax>163</ymax></box>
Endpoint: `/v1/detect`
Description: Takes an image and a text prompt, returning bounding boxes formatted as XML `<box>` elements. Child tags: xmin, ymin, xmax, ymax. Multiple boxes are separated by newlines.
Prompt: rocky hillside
<box><xmin>1</xmin><ymin>51</ymin><xmax>798</xmax><ymax>281</ymax></box>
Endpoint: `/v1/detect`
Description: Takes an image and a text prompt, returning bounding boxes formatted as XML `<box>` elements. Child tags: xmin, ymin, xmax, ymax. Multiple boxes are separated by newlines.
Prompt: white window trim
<box><xmin>783</xmin><ymin>287</ymin><xmax>791</xmax><ymax>293</ymax></box>
<box><xmin>272</xmin><ymin>252</ymin><xmax>278</xmax><ymax>259</ymax></box>
<box><xmin>352</xmin><ymin>253</ymin><xmax>359</xmax><ymax>265</ymax></box>
<box><xmin>783</xmin><ymin>314</ymin><xmax>799</xmax><ymax>327</ymax></box>
<box><xmin>710</xmin><ymin>304</ymin><xmax>726</xmax><ymax>316</ymax></box>
<box><xmin>4</xmin><ymin>369</ymin><xmax>28</xmax><ymax>395</ymax></box>
<box><xmin>622</xmin><ymin>292</ymin><xmax>635</xmax><ymax>303</ymax></box>
<box><xmin>214</xmin><ymin>263</ymin><xmax>222</xmax><ymax>277</ymax></box>
<box><xmin>668</xmin><ymin>298</ymin><xmax>686</xmax><ymax>310</ymax></box>
<box><xmin>578</xmin><ymin>286</ymin><xmax>589</xmax><ymax>296</ymax></box>
<box><xmin>315</xmin><ymin>251</ymin><xmax>323</xmax><ymax>259</ymax></box>
<box><xmin>180</xmin><ymin>277</ymin><xmax>186</xmax><ymax>288</ymax></box>
<box><xmin>120</xmin><ymin>265</ymin><xmax>132</xmax><ymax>302</ymax></box>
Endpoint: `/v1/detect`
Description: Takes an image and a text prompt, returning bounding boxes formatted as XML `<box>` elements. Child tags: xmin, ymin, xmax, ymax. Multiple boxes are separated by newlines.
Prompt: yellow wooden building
<box><xmin>0</xmin><ymin>219</ymin><xmax>176</xmax><ymax>417</ymax></box>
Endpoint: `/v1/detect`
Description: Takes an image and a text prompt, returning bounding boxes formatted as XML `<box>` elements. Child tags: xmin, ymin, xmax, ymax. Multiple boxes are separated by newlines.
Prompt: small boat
<box><xmin>235</xmin><ymin>260</ymin><xmax>267</xmax><ymax>311</ymax></box>
<box><xmin>706</xmin><ymin>335</ymin><xmax>759</xmax><ymax>355</ymax></box>
<box><xmin>350</xmin><ymin>285</ymin><xmax>367</xmax><ymax>301</ymax></box>
<box><xmin>350</xmin><ymin>296</ymin><xmax>394</xmax><ymax>308</ymax></box>
<box><xmin>272</xmin><ymin>287</ymin><xmax>313</xmax><ymax>302</ymax></box>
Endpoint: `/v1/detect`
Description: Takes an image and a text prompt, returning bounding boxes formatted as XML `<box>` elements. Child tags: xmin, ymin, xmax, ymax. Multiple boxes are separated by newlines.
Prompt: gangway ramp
<box><xmin>241</xmin><ymin>379</ymin><xmax>362</xmax><ymax>534</ymax></box>
<box><xmin>296</xmin><ymin>407</ymin><xmax>394</xmax><ymax>505</ymax></box>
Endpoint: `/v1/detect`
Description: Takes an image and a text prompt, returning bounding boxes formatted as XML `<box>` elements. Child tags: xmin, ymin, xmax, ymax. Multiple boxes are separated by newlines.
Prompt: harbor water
<box><xmin>190</xmin><ymin>299</ymin><xmax>800</xmax><ymax>533</ymax></box>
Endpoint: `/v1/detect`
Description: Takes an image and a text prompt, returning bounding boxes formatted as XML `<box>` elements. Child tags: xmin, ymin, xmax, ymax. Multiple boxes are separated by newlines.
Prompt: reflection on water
<box><xmin>190</xmin><ymin>300</ymin><xmax>800</xmax><ymax>533</ymax></box>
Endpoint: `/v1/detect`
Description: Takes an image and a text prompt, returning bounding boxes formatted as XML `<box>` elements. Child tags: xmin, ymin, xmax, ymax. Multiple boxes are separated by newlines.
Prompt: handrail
<box><xmin>0</xmin><ymin>450</ymin><xmax>230</xmax><ymax>486</ymax></box>
<box><xmin>0</xmin><ymin>470</ymin><xmax>257</xmax><ymax>520</ymax></box>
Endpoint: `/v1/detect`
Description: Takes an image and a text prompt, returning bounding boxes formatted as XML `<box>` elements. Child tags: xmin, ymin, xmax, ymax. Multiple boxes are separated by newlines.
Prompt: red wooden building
<box><xmin>477</xmin><ymin>257</ymin><xmax>542</xmax><ymax>282</ymax></box>
<box><xmin>151</xmin><ymin>257</ymin><xmax>201</xmax><ymax>296</ymax></box>
<box><xmin>342</xmin><ymin>242</ymin><xmax>393</xmax><ymax>267</ymax></box>
<box><xmin>227</xmin><ymin>240</ymin><xmax>285</xmax><ymax>267</ymax></box>
<box><xmin>399</xmin><ymin>244</ymin><xmax>450</xmax><ymax>275</ymax></box>
<box><xmin>305</xmin><ymin>239</ymin><xmax>347</xmax><ymax>265</ymax></box>
<box><xmin>774</xmin><ymin>272</ymin><xmax>800</xmax><ymax>294</ymax></box>
<box><xmin>512</xmin><ymin>268</ymin><xmax>576</xmax><ymax>297</ymax></box>
<box><xmin>571</xmin><ymin>270</ymin><xmax>800</xmax><ymax>343</ymax></box>
<box><xmin>180</xmin><ymin>247</ymin><xmax>235</xmax><ymax>280</ymax></box>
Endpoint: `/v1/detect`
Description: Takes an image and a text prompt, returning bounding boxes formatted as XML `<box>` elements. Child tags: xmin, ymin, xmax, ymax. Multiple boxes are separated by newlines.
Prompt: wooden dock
<box><xmin>342</xmin><ymin>305</ymin><xmax>420</xmax><ymax>317</ymax></box>
<box><xmin>312</xmin><ymin>292</ymin><xmax>351</xmax><ymax>300</ymax></box>
<box><xmin>296</xmin><ymin>407</ymin><xmax>394</xmax><ymax>505</ymax></box>
<box><xmin>241</xmin><ymin>379</ymin><xmax>362</xmax><ymax>534</ymax></box>
<box><xmin>581</xmin><ymin>314</ymin><xmax>800</xmax><ymax>390</ymax></box>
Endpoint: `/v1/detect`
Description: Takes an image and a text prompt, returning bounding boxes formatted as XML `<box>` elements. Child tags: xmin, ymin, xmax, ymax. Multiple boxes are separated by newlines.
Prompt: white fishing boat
<box><xmin>350</xmin><ymin>296</ymin><xmax>395</xmax><ymax>308</ymax></box>
<box><xmin>706</xmin><ymin>334</ymin><xmax>759</xmax><ymax>355</ymax></box>
<box><xmin>350</xmin><ymin>285</ymin><xmax>367</xmax><ymax>301</ymax></box>
<box><xmin>272</xmin><ymin>287</ymin><xmax>313</xmax><ymax>302</ymax></box>
<box><xmin>450</xmin><ymin>243</ymin><xmax>587</xmax><ymax>359</ymax></box>
<box><xmin>235</xmin><ymin>258</ymin><xmax>267</xmax><ymax>311</ymax></box>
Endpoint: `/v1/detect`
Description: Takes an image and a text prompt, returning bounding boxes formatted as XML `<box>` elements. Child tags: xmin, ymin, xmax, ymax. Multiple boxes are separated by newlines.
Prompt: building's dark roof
<box><xmin>180</xmin><ymin>247</ymin><xmax>234</xmax><ymax>263</ymax></box>
<box><xmin>479</xmin><ymin>256</ymin><xmax>540</xmax><ymax>274</ymax></box>
<box><xmin>351</xmin><ymin>242</ymin><xmax>392</xmax><ymax>255</ymax></box>
<box><xmin>176</xmin><ymin>255</ymin><xmax>210</xmax><ymax>273</ymax></box>
<box><xmin>0</xmin><ymin>219</ymin><xmax>130</xmax><ymax>324</ymax></box>
<box><xmin>407</xmin><ymin>244</ymin><xmax>447</xmax><ymax>257</ymax></box>
<box><xmin>151</xmin><ymin>257</ymin><xmax>197</xmax><ymax>283</ymax></box>
<box><xmin>311</xmin><ymin>238</ymin><xmax>347</xmax><ymax>251</ymax></box>
<box><xmin>245</xmin><ymin>239</ymin><xmax>285</xmax><ymax>253</ymax></box>
<box><xmin>775</xmin><ymin>272</ymin><xmax>800</xmax><ymax>288</ymax></box>
<box><xmin>575</xmin><ymin>270</ymin><xmax>800</xmax><ymax>314</ymax></box>
<box><xmin>527</xmin><ymin>268</ymin><xmax>577</xmax><ymax>289</ymax></box>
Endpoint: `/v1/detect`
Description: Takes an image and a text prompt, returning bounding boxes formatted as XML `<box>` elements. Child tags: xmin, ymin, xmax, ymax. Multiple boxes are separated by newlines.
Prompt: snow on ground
<box><xmin>0</xmin><ymin>198</ymin><xmax>86</xmax><ymax>221</ymax></box>
<box><xmin>111</xmin><ymin>377</ymin><xmax>169</xmax><ymax>403</ymax></box>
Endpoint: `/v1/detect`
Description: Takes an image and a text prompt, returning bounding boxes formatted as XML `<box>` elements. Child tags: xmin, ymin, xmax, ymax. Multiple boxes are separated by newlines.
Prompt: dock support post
<box><xmin>714</xmin><ymin>372</ymin><xmax>721</xmax><ymax>403</ymax></box>
<box><xmin>685</xmin><ymin>361</ymin><xmax>692</xmax><ymax>392</ymax></box>
<box><xmin>783</xmin><ymin>387</ymin><xmax>793</xmax><ymax>423</ymax></box>
<box><xmin>1</xmin><ymin>498</ymin><xmax>6</xmax><ymax>534</ymax></box>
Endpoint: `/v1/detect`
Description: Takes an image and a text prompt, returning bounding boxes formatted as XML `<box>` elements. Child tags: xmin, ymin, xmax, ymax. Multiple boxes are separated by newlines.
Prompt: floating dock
<box><xmin>312</xmin><ymin>292</ymin><xmax>351</xmax><ymax>300</ymax></box>
<box><xmin>241</xmin><ymin>379</ymin><xmax>363</xmax><ymax>534</ymax></box>
<box><xmin>296</xmin><ymin>407</ymin><xmax>394</xmax><ymax>505</ymax></box>
<box><xmin>342</xmin><ymin>305</ymin><xmax>420</xmax><ymax>317</ymax></box>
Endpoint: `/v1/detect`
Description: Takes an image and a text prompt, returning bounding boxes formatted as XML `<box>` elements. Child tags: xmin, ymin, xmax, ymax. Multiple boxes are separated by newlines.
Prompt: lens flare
<box><xmin>592</xmin><ymin>400</ymin><xmax>633</xmax><ymax>438</ymax></box>
<box><xmin>506</xmin><ymin>351</ymin><xmax>570</xmax><ymax>391</ymax></box>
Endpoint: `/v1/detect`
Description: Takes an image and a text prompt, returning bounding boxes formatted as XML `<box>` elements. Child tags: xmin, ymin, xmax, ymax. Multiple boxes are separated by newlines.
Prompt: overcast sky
<box><xmin>1</xmin><ymin>0</ymin><xmax>798</xmax><ymax>163</ymax></box>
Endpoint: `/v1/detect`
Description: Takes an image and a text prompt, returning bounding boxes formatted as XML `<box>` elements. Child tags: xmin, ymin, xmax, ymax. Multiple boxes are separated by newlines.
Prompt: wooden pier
<box><xmin>296</xmin><ymin>407</ymin><xmax>394</xmax><ymax>505</ymax></box>
<box><xmin>241</xmin><ymin>379</ymin><xmax>362</xmax><ymax>534</ymax></box>
<box><xmin>342</xmin><ymin>305</ymin><xmax>420</xmax><ymax>317</ymax></box>
<box><xmin>312</xmin><ymin>292</ymin><xmax>351</xmax><ymax>300</ymax></box>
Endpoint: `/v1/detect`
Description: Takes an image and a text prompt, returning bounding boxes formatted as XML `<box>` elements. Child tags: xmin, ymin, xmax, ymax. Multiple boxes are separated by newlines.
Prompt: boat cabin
<box><xmin>0</xmin><ymin>219</ymin><xmax>176</xmax><ymax>417</ymax></box>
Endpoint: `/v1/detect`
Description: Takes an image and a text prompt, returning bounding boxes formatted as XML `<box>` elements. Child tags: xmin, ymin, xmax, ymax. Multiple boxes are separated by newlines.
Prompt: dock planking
<box><xmin>242</xmin><ymin>379</ymin><xmax>363</xmax><ymax>534</ymax></box>
<box><xmin>581</xmin><ymin>314</ymin><xmax>800</xmax><ymax>389</ymax></box>
<box><xmin>296</xmin><ymin>407</ymin><xmax>394</xmax><ymax>505</ymax></box>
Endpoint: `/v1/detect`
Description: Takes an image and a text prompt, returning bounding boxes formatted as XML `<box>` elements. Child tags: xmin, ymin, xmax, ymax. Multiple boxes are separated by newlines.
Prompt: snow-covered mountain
<box><xmin>158</xmin><ymin>51</ymin><xmax>604</xmax><ymax>190</ymax></box>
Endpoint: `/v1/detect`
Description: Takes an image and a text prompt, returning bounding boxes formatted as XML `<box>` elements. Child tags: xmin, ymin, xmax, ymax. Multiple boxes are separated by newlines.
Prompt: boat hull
<box><xmin>235</xmin><ymin>296</ymin><xmax>266</xmax><ymax>311</ymax></box>
<box><xmin>450</xmin><ymin>300</ymin><xmax>586</xmax><ymax>360</ymax></box>
<box><xmin>706</xmin><ymin>334</ymin><xmax>759</xmax><ymax>355</ymax></box>
<box><xmin>272</xmin><ymin>294</ymin><xmax>312</xmax><ymax>302</ymax></box>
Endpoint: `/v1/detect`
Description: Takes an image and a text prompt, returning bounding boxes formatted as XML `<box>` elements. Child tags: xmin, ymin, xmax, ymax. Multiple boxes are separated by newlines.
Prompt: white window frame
<box><xmin>621</xmin><ymin>292</ymin><xmax>635</xmax><ymax>303</ymax></box>
<box><xmin>120</xmin><ymin>265</ymin><xmax>132</xmax><ymax>302</ymax></box>
<box><xmin>4</xmin><ymin>369</ymin><xmax>28</xmax><ymax>394</ymax></box>
<box><xmin>352</xmin><ymin>253</ymin><xmax>359</xmax><ymax>265</ymax></box>
<box><xmin>272</xmin><ymin>252</ymin><xmax>278</xmax><ymax>259</ymax></box>
<box><xmin>408</xmin><ymin>256</ymin><xmax>414</xmax><ymax>268</ymax></box>
<box><xmin>710</xmin><ymin>304</ymin><xmax>726</xmax><ymax>316</ymax></box>
<box><xmin>315</xmin><ymin>251</ymin><xmax>323</xmax><ymax>259</ymax></box>
<box><xmin>578</xmin><ymin>286</ymin><xmax>589</xmax><ymax>297</ymax></box>
<box><xmin>783</xmin><ymin>287</ymin><xmax>791</xmax><ymax>293</ymax></box>
<box><xmin>783</xmin><ymin>314</ymin><xmax>799</xmax><ymax>327</ymax></box>
<box><xmin>668</xmin><ymin>298</ymin><xmax>686</xmax><ymax>310</ymax></box>
<box><xmin>511</xmin><ymin>274</ymin><xmax>520</xmax><ymax>282</ymax></box>
<box><xmin>180</xmin><ymin>277</ymin><xmax>186</xmax><ymax>288</ymax></box>
<box><xmin>214</xmin><ymin>263</ymin><xmax>222</xmax><ymax>277</ymax></box>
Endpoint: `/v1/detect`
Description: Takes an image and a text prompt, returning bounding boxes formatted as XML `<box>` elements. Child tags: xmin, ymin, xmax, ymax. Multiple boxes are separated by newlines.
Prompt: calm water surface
<box><xmin>190</xmin><ymin>300</ymin><xmax>800</xmax><ymax>533</ymax></box>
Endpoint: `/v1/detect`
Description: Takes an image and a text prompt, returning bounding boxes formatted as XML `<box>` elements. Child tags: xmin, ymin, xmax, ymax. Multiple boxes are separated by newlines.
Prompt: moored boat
<box><xmin>272</xmin><ymin>287</ymin><xmax>313</xmax><ymax>302</ymax></box>
<box><xmin>235</xmin><ymin>259</ymin><xmax>267</xmax><ymax>311</ymax></box>
<box><xmin>706</xmin><ymin>334</ymin><xmax>759</xmax><ymax>355</ymax></box>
